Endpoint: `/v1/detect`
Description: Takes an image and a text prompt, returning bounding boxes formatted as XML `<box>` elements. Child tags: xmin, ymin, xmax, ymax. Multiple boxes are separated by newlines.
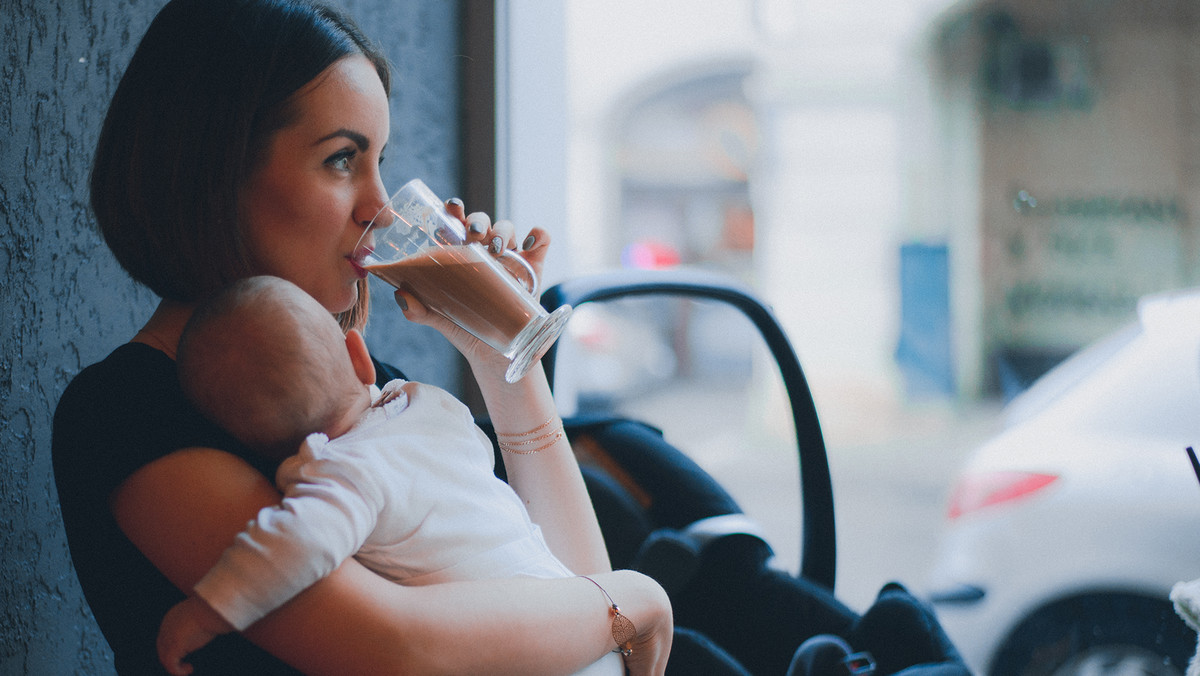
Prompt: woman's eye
<box><xmin>327</xmin><ymin>150</ymin><xmax>355</xmax><ymax>171</ymax></box>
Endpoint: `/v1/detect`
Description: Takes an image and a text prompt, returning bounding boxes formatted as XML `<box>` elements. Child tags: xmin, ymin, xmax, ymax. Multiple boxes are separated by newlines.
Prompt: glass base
<box><xmin>505</xmin><ymin>304</ymin><xmax>573</xmax><ymax>383</ymax></box>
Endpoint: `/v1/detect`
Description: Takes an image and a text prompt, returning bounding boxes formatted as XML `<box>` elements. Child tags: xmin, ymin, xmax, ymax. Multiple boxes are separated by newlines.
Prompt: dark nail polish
<box><xmin>522</xmin><ymin>235</ymin><xmax>536</xmax><ymax>251</ymax></box>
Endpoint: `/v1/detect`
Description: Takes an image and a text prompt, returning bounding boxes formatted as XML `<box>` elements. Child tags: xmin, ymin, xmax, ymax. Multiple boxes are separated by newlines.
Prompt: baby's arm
<box><xmin>189</xmin><ymin>439</ymin><xmax>384</xmax><ymax>631</ymax></box>
<box><xmin>156</xmin><ymin>595</ymin><xmax>234</xmax><ymax>676</ymax></box>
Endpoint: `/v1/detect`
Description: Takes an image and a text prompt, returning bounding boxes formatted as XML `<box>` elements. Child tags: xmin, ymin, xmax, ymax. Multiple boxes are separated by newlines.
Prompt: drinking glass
<box><xmin>354</xmin><ymin>179</ymin><xmax>571</xmax><ymax>383</ymax></box>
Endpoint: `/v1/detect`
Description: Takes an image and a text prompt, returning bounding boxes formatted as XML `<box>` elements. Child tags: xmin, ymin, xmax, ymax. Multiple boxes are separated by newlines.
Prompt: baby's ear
<box><xmin>344</xmin><ymin>329</ymin><xmax>376</xmax><ymax>386</ymax></box>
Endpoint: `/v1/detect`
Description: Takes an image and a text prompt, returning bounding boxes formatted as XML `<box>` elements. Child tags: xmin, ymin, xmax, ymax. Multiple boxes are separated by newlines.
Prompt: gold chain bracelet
<box><xmin>496</xmin><ymin>416</ymin><xmax>565</xmax><ymax>455</ymax></box>
<box><xmin>579</xmin><ymin>575</ymin><xmax>636</xmax><ymax>657</ymax></box>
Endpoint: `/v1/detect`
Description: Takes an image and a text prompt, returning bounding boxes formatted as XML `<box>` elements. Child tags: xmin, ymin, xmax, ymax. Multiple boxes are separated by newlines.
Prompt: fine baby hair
<box><xmin>177</xmin><ymin>275</ymin><xmax>373</xmax><ymax>460</ymax></box>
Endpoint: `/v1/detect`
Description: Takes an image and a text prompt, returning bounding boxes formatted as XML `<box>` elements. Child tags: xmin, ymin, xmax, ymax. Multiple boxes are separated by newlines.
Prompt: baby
<box><xmin>157</xmin><ymin>275</ymin><xmax>620</xmax><ymax>676</ymax></box>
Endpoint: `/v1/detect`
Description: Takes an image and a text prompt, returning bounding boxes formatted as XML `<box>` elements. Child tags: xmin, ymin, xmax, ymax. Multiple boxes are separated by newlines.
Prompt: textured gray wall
<box><xmin>0</xmin><ymin>1</ymin><xmax>462</xmax><ymax>672</ymax></box>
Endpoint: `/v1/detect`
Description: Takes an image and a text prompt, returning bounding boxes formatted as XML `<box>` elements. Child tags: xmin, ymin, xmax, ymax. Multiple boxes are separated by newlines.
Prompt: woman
<box><xmin>52</xmin><ymin>0</ymin><xmax>671</xmax><ymax>673</ymax></box>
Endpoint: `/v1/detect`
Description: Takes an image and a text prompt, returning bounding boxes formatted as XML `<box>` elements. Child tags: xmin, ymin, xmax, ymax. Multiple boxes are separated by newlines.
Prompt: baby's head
<box><xmin>178</xmin><ymin>276</ymin><xmax>376</xmax><ymax>459</ymax></box>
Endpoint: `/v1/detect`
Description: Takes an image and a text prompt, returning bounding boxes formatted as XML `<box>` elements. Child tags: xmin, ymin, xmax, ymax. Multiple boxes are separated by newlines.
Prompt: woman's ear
<box><xmin>344</xmin><ymin>329</ymin><xmax>376</xmax><ymax>386</ymax></box>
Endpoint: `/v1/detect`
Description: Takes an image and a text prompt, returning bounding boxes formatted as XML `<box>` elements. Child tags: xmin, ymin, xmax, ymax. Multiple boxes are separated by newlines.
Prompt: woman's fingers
<box><xmin>392</xmin><ymin>290</ymin><xmax>424</xmax><ymax>320</ymax></box>
<box><xmin>392</xmin><ymin>289</ymin><xmax>505</xmax><ymax>365</ymax></box>
<box><xmin>446</xmin><ymin>198</ymin><xmax>541</xmax><ymax>260</ymax></box>
<box><xmin>431</xmin><ymin>197</ymin><xmax>556</xmax><ymax>293</ymax></box>
<box><xmin>392</xmin><ymin>289</ymin><xmax>462</xmax><ymax>346</ymax></box>
<box><xmin>513</xmin><ymin>227</ymin><xmax>550</xmax><ymax>280</ymax></box>
<box><xmin>458</xmin><ymin>209</ymin><xmax>515</xmax><ymax>254</ymax></box>
<box><xmin>464</xmin><ymin>211</ymin><xmax>491</xmax><ymax>243</ymax></box>
<box><xmin>444</xmin><ymin>197</ymin><xmax>466</xmax><ymax>222</ymax></box>
<box><xmin>520</xmin><ymin>226</ymin><xmax>550</xmax><ymax>255</ymax></box>
<box><xmin>444</xmin><ymin>198</ymin><xmax>493</xmax><ymax>245</ymax></box>
<box><xmin>487</xmin><ymin>218</ymin><xmax>516</xmax><ymax>253</ymax></box>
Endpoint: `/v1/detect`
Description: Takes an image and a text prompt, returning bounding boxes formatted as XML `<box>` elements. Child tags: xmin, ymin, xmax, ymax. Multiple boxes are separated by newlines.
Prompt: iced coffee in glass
<box><xmin>354</xmin><ymin>179</ymin><xmax>571</xmax><ymax>383</ymax></box>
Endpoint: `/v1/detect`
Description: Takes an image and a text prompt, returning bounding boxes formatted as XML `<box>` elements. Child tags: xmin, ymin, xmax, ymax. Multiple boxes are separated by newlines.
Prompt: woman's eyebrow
<box><xmin>315</xmin><ymin>128</ymin><xmax>369</xmax><ymax>150</ymax></box>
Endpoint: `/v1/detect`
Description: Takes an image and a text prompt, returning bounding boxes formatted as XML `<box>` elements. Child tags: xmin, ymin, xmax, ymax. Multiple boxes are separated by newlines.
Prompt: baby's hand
<box><xmin>373</xmin><ymin>380</ymin><xmax>409</xmax><ymax>408</ymax></box>
<box><xmin>156</xmin><ymin>596</ymin><xmax>234</xmax><ymax>676</ymax></box>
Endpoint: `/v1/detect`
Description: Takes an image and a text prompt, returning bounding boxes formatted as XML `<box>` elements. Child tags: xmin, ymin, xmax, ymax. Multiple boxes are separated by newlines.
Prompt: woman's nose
<box><xmin>355</xmin><ymin>174</ymin><xmax>391</xmax><ymax>229</ymax></box>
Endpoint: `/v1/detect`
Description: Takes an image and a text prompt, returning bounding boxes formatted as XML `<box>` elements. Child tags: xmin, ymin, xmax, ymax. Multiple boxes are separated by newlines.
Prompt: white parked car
<box><xmin>926</xmin><ymin>287</ymin><xmax>1200</xmax><ymax>675</ymax></box>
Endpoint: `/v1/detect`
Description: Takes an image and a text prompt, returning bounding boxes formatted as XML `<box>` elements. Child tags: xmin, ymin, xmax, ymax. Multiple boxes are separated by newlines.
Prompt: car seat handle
<box><xmin>540</xmin><ymin>268</ymin><xmax>837</xmax><ymax>590</ymax></box>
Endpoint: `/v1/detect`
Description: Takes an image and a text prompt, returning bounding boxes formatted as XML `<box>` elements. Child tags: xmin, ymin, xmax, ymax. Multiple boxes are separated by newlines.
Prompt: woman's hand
<box><xmin>392</xmin><ymin>198</ymin><xmax>552</xmax><ymax>376</ymax></box>
<box><xmin>446</xmin><ymin>198</ymin><xmax>550</xmax><ymax>281</ymax></box>
<box><xmin>601</xmin><ymin>571</ymin><xmax>674</xmax><ymax>676</ymax></box>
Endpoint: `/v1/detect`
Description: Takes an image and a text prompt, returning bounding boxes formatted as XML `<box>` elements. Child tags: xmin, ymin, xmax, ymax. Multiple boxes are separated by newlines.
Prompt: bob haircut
<box><xmin>90</xmin><ymin>0</ymin><xmax>390</xmax><ymax>331</ymax></box>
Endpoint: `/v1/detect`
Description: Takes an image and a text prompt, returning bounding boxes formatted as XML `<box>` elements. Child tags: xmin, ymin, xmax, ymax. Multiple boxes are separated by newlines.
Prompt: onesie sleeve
<box><xmin>193</xmin><ymin>433</ymin><xmax>385</xmax><ymax>630</ymax></box>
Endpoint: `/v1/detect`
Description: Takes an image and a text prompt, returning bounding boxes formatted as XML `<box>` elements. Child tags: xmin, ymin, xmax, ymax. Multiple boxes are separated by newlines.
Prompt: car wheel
<box><xmin>1050</xmin><ymin>644</ymin><xmax>1180</xmax><ymax>676</ymax></box>
<box><xmin>989</xmin><ymin>592</ymin><xmax>1193</xmax><ymax>676</ymax></box>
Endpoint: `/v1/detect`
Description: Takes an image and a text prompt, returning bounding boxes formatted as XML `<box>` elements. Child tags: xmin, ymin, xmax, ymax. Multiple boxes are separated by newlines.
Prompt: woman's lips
<box><xmin>348</xmin><ymin>255</ymin><xmax>368</xmax><ymax>279</ymax></box>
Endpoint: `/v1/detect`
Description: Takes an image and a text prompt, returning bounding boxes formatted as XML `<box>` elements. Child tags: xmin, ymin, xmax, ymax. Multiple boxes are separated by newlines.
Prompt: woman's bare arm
<box><xmin>393</xmin><ymin>295</ymin><xmax>611</xmax><ymax>574</ymax></box>
<box><xmin>112</xmin><ymin>447</ymin><xmax>670</xmax><ymax>675</ymax></box>
<box><xmin>393</xmin><ymin>213</ymin><xmax>613</xmax><ymax>576</ymax></box>
<box><xmin>471</xmin><ymin>362</ymin><xmax>614</xmax><ymax>575</ymax></box>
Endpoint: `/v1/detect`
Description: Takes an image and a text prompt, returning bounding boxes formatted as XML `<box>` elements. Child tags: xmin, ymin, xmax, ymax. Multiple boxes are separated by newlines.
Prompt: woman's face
<box><xmin>240</xmin><ymin>55</ymin><xmax>390</xmax><ymax>314</ymax></box>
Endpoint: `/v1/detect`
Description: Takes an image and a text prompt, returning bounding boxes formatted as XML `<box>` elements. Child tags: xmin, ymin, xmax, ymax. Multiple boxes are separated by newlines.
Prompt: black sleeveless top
<box><xmin>52</xmin><ymin>342</ymin><xmax>406</xmax><ymax>674</ymax></box>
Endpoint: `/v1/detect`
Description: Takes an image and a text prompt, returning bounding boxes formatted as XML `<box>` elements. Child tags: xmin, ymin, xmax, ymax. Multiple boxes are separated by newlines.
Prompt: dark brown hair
<box><xmin>90</xmin><ymin>0</ymin><xmax>389</xmax><ymax>329</ymax></box>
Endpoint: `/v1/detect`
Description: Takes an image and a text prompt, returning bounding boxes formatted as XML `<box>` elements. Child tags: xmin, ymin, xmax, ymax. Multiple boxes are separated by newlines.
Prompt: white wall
<box><xmin>505</xmin><ymin>0</ymin><xmax>965</xmax><ymax>440</ymax></box>
<box><xmin>494</xmin><ymin>0</ymin><xmax>571</xmax><ymax>288</ymax></box>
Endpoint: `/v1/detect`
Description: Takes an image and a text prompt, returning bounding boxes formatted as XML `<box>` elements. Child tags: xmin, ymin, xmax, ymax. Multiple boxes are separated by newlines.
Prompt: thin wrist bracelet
<box><xmin>578</xmin><ymin>575</ymin><xmax>636</xmax><ymax>657</ymax></box>
<box><xmin>495</xmin><ymin>416</ymin><xmax>558</xmax><ymax>439</ymax></box>
<box><xmin>497</xmin><ymin>416</ymin><xmax>565</xmax><ymax>455</ymax></box>
<box><xmin>497</xmin><ymin>429</ymin><xmax>564</xmax><ymax>454</ymax></box>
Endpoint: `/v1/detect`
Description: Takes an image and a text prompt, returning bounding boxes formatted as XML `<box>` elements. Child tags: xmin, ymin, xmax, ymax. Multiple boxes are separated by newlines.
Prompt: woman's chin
<box><xmin>319</xmin><ymin>285</ymin><xmax>359</xmax><ymax>315</ymax></box>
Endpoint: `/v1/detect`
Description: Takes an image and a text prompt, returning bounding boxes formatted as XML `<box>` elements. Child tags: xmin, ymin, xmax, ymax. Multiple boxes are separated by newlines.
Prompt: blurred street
<box><xmin>819</xmin><ymin>398</ymin><xmax>1004</xmax><ymax>611</ymax></box>
<box><xmin>557</xmin><ymin>295</ymin><xmax>1008</xmax><ymax>612</ymax></box>
<box><xmin>628</xmin><ymin>378</ymin><xmax>1005</xmax><ymax>613</ymax></box>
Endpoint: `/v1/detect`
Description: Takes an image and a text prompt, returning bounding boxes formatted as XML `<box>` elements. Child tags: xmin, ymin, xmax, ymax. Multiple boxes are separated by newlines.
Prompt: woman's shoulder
<box><xmin>54</xmin><ymin>342</ymin><xmax>174</xmax><ymax>441</ymax></box>
<box><xmin>53</xmin><ymin>343</ymin><xmax>250</xmax><ymax>495</ymax></box>
<box><xmin>53</xmin><ymin>344</ymin><xmax>301</xmax><ymax>675</ymax></box>
<box><xmin>55</xmin><ymin>342</ymin><xmax>194</xmax><ymax>442</ymax></box>
<box><xmin>58</xmin><ymin>342</ymin><xmax>173</xmax><ymax>403</ymax></box>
